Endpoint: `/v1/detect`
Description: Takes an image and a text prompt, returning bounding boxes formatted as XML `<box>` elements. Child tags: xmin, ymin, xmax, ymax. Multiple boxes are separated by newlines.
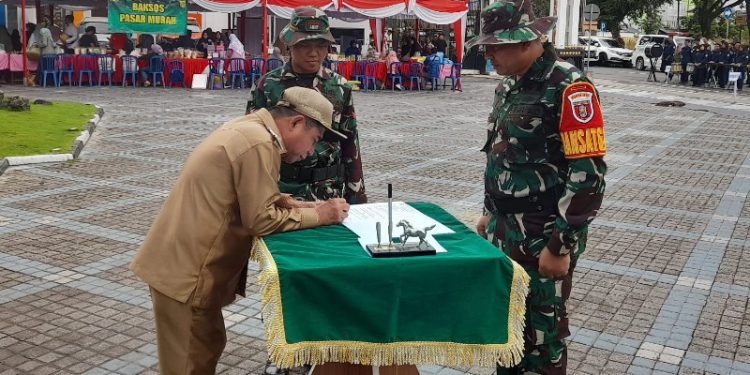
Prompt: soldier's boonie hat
<box><xmin>280</xmin><ymin>6</ymin><xmax>336</xmax><ymax>46</ymax></box>
<box><xmin>276</xmin><ymin>87</ymin><xmax>347</xmax><ymax>139</ymax></box>
<box><xmin>466</xmin><ymin>0</ymin><xmax>557</xmax><ymax>49</ymax></box>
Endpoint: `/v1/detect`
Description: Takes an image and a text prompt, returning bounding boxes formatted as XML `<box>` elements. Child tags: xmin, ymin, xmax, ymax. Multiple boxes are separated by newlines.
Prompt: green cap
<box><xmin>280</xmin><ymin>6</ymin><xmax>336</xmax><ymax>46</ymax></box>
<box><xmin>465</xmin><ymin>0</ymin><xmax>557</xmax><ymax>49</ymax></box>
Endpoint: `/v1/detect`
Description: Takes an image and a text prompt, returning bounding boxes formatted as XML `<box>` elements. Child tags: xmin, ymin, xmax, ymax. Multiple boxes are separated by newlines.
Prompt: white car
<box><xmin>579</xmin><ymin>36</ymin><xmax>633</xmax><ymax>67</ymax></box>
<box><xmin>77</xmin><ymin>17</ymin><xmax>111</xmax><ymax>48</ymax></box>
<box><xmin>631</xmin><ymin>34</ymin><xmax>693</xmax><ymax>71</ymax></box>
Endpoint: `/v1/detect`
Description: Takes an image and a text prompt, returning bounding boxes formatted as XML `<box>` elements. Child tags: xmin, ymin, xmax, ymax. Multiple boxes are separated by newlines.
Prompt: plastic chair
<box><xmin>168</xmin><ymin>60</ymin><xmax>186</xmax><ymax>88</ymax></box>
<box><xmin>249</xmin><ymin>58</ymin><xmax>265</xmax><ymax>87</ymax></box>
<box><xmin>353</xmin><ymin>61</ymin><xmax>367</xmax><ymax>87</ymax></box>
<box><xmin>388</xmin><ymin>62</ymin><xmax>403</xmax><ymax>90</ymax></box>
<box><xmin>407</xmin><ymin>62</ymin><xmax>423</xmax><ymax>91</ymax></box>
<box><xmin>57</xmin><ymin>54</ymin><xmax>75</xmax><ymax>86</ymax></box>
<box><xmin>40</xmin><ymin>54</ymin><xmax>59</xmax><ymax>87</ymax></box>
<box><xmin>443</xmin><ymin>63</ymin><xmax>462</xmax><ymax>91</ymax></box>
<box><xmin>229</xmin><ymin>58</ymin><xmax>246</xmax><ymax>89</ymax></box>
<box><xmin>121</xmin><ymin>55</ymin><xmax>138</xmax><ymax>88</ymax></box>
<box><xmin>363</xmin><ymin>60</ymin><xmax>378</xmax><ymax>91</ymax></box>
<box><xmin>208</xmin><ymin>58</ymin><xmax>224</xmax><ymax>89</ymax></box>
<box><xmin>78</xmin><ymin>55</ymin><xmax>97</xmax><ymax>87</ymax></box>
<box><xmin>147</xmin><ymin>55</ymin><xmax>165</xmax><ymax>88</ymax></box>
<box><xmin>267</xmin><ymin>58</ymin><xmax>284</xmax><ymax>72</ymax></box>
<box><xmin>426</xmin><ymin>62</ymin><xmax>441</xmax><ymax>91</ymax></box>
<box><xmin>97</xmin><ymin>55</ymin><xmax>116</xmax><ymax>87</ymax></box>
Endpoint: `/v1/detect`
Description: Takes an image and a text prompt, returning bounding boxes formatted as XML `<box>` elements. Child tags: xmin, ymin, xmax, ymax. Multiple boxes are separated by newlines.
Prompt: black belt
<box><xmin>484</xmin><ymin>188</ymin><xmax>559</xmax><ymax>215</ymax></box>
<box><xmin>280</xmin><ymin>162</ymin><xmax>344</xmax><ymax>183</ymax></box>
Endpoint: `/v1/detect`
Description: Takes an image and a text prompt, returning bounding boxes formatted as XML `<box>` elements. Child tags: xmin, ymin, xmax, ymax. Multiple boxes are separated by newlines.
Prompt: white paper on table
<box><xmin>344</xmin><ymin>202</ymin><xmax>453</xmax><ymax>254</ymax></box>
<box><xmin>344</xmin><ymin>202</ymin><xmax>453</xmax><ymax>238</ymax></box>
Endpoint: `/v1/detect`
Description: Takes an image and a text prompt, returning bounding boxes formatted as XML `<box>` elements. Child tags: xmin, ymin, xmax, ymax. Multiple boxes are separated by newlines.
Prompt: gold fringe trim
<box><xmin>252</xmin><ymin>238</ymin><xmax>530</xmax><ymax>369</ymax></box>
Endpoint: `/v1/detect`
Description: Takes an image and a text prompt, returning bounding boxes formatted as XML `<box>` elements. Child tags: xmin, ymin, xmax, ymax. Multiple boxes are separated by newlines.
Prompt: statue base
<box><xmin>366</xmin><ymin>242</ymin><xmax>436</xmax><ymax>258</ymax></box>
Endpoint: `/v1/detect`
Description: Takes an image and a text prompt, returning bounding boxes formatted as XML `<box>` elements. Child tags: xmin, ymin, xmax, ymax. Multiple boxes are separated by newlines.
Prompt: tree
<box><xmin>635</xmin><ymin>8</ymin><xmax>663</xmax><ymax>34</ymax></box>
<box><xmin>691</xmin><ymin>0</ymin><xmax>743</xmax><ymax>39</ymax></box>
<box><xmin>590</xmin><ymin>0</ymin><xmax>671</xmax><ymax>38</ymax></box>
<box><xmin>532</xmin><ymin>0</ymin><xmax>550</xmax><ymax>18</ymax></box>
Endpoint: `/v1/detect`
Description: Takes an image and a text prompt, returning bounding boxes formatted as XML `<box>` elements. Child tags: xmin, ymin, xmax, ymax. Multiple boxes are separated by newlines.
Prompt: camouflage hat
<box><xmin>280</xmin><ymin>6</ymin><xmax>336</xmax><ymax>46</ymax></box>
<box><xmin>465</xmin><ymin>0</ymin><xmax>556</xmax><ymax>49</ymax></box>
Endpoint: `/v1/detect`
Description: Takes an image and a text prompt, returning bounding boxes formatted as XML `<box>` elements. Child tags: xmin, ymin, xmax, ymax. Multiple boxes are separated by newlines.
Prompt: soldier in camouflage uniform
<box><xmin>246</xmin><ymin>6</ymin><xmax>366</xmax><ymax>204</ymax></box>
<box><xmin>468</xmin><ymin>1</ymin><xmax>607</xmax><ymax>374</ymax></box>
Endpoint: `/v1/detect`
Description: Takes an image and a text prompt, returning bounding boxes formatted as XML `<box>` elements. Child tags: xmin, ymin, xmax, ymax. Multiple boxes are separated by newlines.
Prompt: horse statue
<box><xmin>396</xmin><ymin>220</ymin><xmax>436</xmax><ymax>249</ymax></box>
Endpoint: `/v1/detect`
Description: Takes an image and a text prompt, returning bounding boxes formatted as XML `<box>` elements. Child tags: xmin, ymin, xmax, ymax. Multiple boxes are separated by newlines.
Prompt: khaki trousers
<box><xmin>150</xmin><ymin>287</ymin><xmax>227</xmax><ymax>375</ymax></box>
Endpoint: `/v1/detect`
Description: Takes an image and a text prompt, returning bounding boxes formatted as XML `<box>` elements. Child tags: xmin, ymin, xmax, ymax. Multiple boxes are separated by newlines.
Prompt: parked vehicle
<box><xmin>579</xmin><ymin>36</ymin><xmax>633</xmax><ymax>67</ymax></box>
<box><xmin>631</xmin><ymin>34</ymin><xmax>693</xmax><ymax>71</ymax></box>
<box><xmin>77</xmin><ymin>17</ymin><xmax>111</xmax><ymax>48</ymax></box>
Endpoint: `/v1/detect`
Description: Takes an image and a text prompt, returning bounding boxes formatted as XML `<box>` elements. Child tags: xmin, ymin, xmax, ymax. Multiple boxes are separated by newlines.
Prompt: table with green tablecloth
<box><xmin>253</xmin><ymin>202</ymin><xmax>529</xmax><ymax>369</ymax></box>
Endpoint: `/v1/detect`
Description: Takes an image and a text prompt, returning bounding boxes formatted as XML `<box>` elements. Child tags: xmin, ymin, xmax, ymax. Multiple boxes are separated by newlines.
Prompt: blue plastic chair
<box><xmin>168</xmin><ymin>60</ymin><xmax>186</xmax><ymax>88</ymax></box>
<box><xmin>443</xmin><ymin>63</ymin><xmax>462</xmax><ymax>91</ymax></box>
<box><xmin>362</xmin><ymin>60</ymin><xmax>378</xmax><ymax>91</ymax></box>
<box><xmin>267</xmin><ymin>58</ymin><xmax>284</xmax><ymax>72</ymax></box>
<box><xmin>121</xmin><ymin>55</ymin><xmax>138</xmax><ymax>88</ymax></box>
<box><xmin>57</xmin><ymin>54</ymin><xmax>75</xmax><ymax>86</ymax></box>
<box><xmin>208</xmin><ymin>58</ymin><xmax>224</xmax><ymax>89</ymax></box>
<box><xmin>97</xmin><ymin>55</ymin><xmax>116</xmax><ymax>87</ymax></box>
<box><xmin>388</xmin><ymin>62</ymin><xmax>403</xmax><ymax>90</ymax></box>
<box><xmin>353</xmin><ymin>61</ymin><xmax>367</xmax><ymax>87</ymax></box>
<box><xmin>147</xmin><ymin>55</ymin><xmax>165</xmax><ymax>88</ymax></box>
<box><xmin>78</xmin><ymin>55</ymin><xmax>96</xmax><ymax>86</ymax></box>
<box><xmin>407</xmin><ymin>62</ymin><xmax>423</xmax><ymax>91</ymax></box>
<box><xmin>229</xmin><ymin>58</ymin><xmax>246</xmax><ymax>89</ymax></box>
<box><xmin>39</xmin><ymin>54</ymin><xmax>59</xmax><ymax>87</ymax></box>
<box><xmin>426</xmin><ymin>62</ymin><xmax>441</xmax><ymax>91</ymax></box>
<box><xmin>249</xmin><ymin>58</ymin><xmax>265</xmax><ymax>87</ymax></box>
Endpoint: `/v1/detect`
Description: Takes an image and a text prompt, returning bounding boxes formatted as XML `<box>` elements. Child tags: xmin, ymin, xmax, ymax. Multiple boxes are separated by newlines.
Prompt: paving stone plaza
<box><xmin>3</xmin><ymin>69</ymin><xmax>750</xmax><ymax>374</ymax></box>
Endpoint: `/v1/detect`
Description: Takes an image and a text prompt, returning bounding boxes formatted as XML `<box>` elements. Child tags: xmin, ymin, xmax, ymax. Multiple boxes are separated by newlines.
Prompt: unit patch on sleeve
<box><xmin>559</xmin><ymin>81</ymin><xmax>606</xmax><ymax>159</ymax></box>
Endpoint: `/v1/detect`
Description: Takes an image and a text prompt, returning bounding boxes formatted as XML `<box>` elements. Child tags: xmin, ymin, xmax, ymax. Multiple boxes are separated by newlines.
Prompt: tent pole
<box><xmin>262</xmin><ymin>0</ymin><xmax>269</xmax><ymax>68</ymax></box>
<box><xmin>22</xmin><ymin>0</ymin><xmax>29</xmax><ymax>85</ymax></box>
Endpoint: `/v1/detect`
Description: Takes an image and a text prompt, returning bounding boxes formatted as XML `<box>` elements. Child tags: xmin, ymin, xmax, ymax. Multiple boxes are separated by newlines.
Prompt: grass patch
<box><xmin>0</xmin><ymin>101</ymin><xmax>97</xmax><ymax>158</ymax></box>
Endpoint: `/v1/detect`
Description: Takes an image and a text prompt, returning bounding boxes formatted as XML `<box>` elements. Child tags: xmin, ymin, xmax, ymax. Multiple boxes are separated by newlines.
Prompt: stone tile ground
<box><xmin>2</xmin><ymin>72</ymin><xmax>750</xmax><ymax>374</ymax></box>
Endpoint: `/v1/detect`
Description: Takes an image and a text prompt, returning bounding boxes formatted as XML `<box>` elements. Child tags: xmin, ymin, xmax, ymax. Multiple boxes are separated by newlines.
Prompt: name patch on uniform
<box><xmin>559</xmin><ymin>82</ymin><xmax>606</xmax><ymax>159</ymax></box>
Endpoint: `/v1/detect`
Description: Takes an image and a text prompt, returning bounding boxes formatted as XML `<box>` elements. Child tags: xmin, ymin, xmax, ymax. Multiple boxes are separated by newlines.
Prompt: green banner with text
<box><xmin>109</xmin><ymin>0</ymin><xmax>187</xmax><ymax>34</ymax></box>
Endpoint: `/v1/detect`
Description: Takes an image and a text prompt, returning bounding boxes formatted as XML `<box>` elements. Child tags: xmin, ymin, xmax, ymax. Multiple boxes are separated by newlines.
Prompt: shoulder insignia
<box><xmin>559</xmin><ymin>81</ymin><xmax>606</xmax><ymax>159</ymax></box>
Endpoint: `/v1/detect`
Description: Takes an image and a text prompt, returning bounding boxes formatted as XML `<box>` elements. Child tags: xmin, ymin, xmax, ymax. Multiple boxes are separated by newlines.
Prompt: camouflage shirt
<box><xmin>483</xmin><ymin>43</ymin><xmax>607</xmax><ymax>256</ymax></box>
<box><xmin>246</xmin><ymin>63</ymin><xmax>367</xmax><ymax>204</ymax></box>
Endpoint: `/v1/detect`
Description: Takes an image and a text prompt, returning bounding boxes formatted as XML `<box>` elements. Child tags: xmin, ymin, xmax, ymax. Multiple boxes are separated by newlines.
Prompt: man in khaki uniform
<box><xmin>130</xmin><ymin>87</ymin><xmax>350</xmax><ymax>375</ymax></box>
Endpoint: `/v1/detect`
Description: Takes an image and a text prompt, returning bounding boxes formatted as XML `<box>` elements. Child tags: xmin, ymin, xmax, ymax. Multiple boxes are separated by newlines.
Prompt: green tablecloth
<box><xmin>253</xmin><ymin>202</ymin><xmax>529</xmax><ymax>368</ymax></box>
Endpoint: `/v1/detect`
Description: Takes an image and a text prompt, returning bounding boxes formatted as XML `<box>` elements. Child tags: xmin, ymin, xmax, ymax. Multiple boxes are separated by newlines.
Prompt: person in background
<box><xmin>197</xmin><ymin>31</ymin><xmax>211</xmax><ymax>55</ymax></box>
<box><xmin>344</xmin><ymin>40</ymin><xmax>361</xmax><ymax>57</ymax></box>
<box><xmin>177</xmin><ymin>28</ymin><xmax>195</xmax><ymax>49</ymax></box>
<box><xmin>110</xmin><ymin>33</ymin><xmax>128</xmax><ymax>53</ymax></box>
<box><xmin>139</xmin><ymin>43</ymin><xmax>164</xmax><ymax>87</ymax></box>
<box><xmin>433</xmin><ymin>34</ymin><xmax>448</xmax><ymax>56</ymax></box>
<box><xmin>25</xmin><ymin>23</ymin><xmax>35</xmax><ymax>45</ymax></box>
<box><xmin>680</xmin><ymin>40</ymin><xmax>692</xmax><ymax>84</ymax></box>
<box><xmin>733</xmin><ymin>43</ymin><xmax>748</xmax><ymax>91</ymax></box>
<box><xmin>138</xmin><ymin>33</ymin><xmax>155</xmax><ymax>51</ymax></box>
<box><xmin>77</xmin><ymin>26</ymin><xmax>98</xmax><ymax>48</ymax></box>
<box><xmin>11</xmin><ymin>29</ymin><xmax>22</xmax><ymax>52</ymax></box>
<box><xmin>60</xmin><ymin>15</ymin><xmax>78</xmax><ymax>53</ymax></box>
<box><xmin>271</xmin><ymin>46</ymin><xmax>285</xmax><ymax>62</ymax></box>
<box><xmin>33</xmin><ymin>27</ymin><xmax>58</xmax><ymax>55</ymax></box>
<box><xmin>0</xmin><ymin>27</ymin><xmax>12</xmax><ymax>53</ymax></box>
<box><xmin>386</xmin><ymin>50</ymin><xmax>403</xmax><ymax>90</ymax></box>
<box><xmin>215</xmin><ymin>31</ymin><xmax>227</xmax><ymax>46</ymax></box>
<box><xmin>660</xmin><ymin>36</ymin><xmax>675</xmax><ymax>74</ymax></box>
<box><xmin>227</xmin><ymin>33</ymin><xmax>245</xmax><ymax>59</ymax></box>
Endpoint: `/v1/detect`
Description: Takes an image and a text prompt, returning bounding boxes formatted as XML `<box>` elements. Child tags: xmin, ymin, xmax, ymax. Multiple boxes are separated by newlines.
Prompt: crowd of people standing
<box><xmin>667</xmin><ymin>37</ymin><xmax>750</xmax><ymax>90</ymax></box>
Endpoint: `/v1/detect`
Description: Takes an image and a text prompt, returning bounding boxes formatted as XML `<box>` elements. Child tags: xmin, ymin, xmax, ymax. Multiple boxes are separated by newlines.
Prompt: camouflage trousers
<box><xmin>487</xmin><ymin>209</ymin><xmax>583</xmax><ymax>375</ymax></box>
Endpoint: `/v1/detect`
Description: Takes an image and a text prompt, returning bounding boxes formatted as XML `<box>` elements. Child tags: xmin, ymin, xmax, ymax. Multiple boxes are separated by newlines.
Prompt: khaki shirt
<box><xmin>131</xmin><ymin>109</ymin><xmax>319</xmax><ymax>308</ymax></box>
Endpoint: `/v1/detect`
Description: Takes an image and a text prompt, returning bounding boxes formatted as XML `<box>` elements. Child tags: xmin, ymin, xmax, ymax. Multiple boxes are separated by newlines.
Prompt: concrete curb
<box><xmin>0</xmin><ymin>104</ymin><xmax>104</xmax><ymax>177</ymax></box>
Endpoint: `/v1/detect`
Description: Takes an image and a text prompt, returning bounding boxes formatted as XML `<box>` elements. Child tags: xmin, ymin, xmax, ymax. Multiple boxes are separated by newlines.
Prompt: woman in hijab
<box><xmin>0</xmin><ymin>27</ymin><xmax>12</xmax><ymax>52</ymax></box>
<box><xmin>386</xmin><ymin>50</ymin><xmax>403</xmax><ymax>90</ymax></box>
<box><xmin>30</xmin><ymin>27</ymin><xmax>58</xmax><ymax>55</ymax></box>
<box><xmin>227</xmin><ymin>34</ymin><xmax>244</xmax><ymax>59</ymax></box>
